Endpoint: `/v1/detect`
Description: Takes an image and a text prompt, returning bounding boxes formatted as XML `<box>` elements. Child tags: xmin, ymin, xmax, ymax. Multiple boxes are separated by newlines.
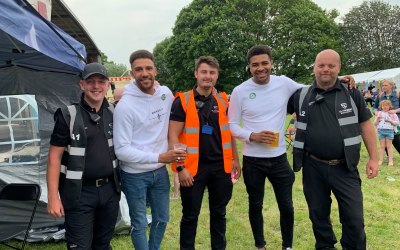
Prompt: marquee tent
<box><xmin>351</xmin><ymin>67</ymin><xmax>400</xmax><ymax>90</ymax></box>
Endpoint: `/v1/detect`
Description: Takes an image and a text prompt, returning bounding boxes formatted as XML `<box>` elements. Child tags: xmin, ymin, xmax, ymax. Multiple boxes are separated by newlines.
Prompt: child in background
<box><xmin>171</xmin><ymin>172</ymin><xmax>180</xmax><ymax>199</ymax></box>
<box><xmin>374</xmin><ymin>100</ymin><xmax>399</xmax><ymax>166</ymax></box>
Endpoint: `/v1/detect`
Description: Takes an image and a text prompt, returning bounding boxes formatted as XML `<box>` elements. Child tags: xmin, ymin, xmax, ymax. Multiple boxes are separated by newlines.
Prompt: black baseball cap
<box><xmin>82</xmin><ymin>63</ymin><xmax>109</xmax><ymax>80</ymax></box>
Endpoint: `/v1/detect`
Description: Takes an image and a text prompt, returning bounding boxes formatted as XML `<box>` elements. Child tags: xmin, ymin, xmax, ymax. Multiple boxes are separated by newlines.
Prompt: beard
<box><xmin>136</xmin><ymin>78</ymin><xmax>155</xmax><ymax>93</ymax></box>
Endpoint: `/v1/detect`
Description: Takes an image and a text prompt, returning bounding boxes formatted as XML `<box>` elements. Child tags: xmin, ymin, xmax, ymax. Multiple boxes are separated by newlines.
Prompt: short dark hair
<box><xmin>194</xmin><ymin>56</ymin><xmax>220</xmax><ymax>71</ymax></box>
<box><xmin>246</xmin><ymin>45</ymin><xmax>272</xmax><ymax>63</ymax></box>
<box><xmin>129</xmin><ymin>50</ymin><xmax>154</xmax><ymax>65</ymax></box>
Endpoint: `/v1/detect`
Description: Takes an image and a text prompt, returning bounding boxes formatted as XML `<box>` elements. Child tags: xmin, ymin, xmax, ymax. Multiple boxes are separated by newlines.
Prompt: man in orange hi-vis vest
<box><xmin>169</xmin><ymin>56</ymin><xmax>241</xmax><ymax>250</ymax></box>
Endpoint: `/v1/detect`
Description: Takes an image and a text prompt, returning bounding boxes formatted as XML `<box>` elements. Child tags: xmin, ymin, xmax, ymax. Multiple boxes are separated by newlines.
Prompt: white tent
<box><xmin>350</xmin><ymin>67</ymin><xmax>400</xmax><ymax>90</ymax></box>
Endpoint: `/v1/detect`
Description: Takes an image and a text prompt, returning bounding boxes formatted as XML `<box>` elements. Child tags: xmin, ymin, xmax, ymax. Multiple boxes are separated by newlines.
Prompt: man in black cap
<box><xmin>47</xmin><ymin>62</ymin><xmax>121</xmax><ymax>250</ymax></box>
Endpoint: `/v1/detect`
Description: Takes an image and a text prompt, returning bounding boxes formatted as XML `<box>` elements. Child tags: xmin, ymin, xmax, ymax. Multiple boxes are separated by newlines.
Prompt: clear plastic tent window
<box><xmin>0</xmin><ymin>95</ymin><xmax>40</xmax><ymax>165</ymax></box>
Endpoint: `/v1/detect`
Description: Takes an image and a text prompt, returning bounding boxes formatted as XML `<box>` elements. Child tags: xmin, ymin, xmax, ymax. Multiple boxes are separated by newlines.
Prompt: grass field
<box><xmin>4</xmin><ymin>119</ymin><xmax>400</xmax><ymax>250</ymax></box>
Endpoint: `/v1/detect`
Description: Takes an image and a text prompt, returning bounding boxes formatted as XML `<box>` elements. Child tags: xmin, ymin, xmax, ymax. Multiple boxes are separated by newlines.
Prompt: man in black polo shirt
<box><xmin>288</xmin><ymin>49</ymin><xmax>379</xmax><ymax>250</ymax></box>
<box><xmin>169</xmin><ymin>56</ymin><xmax>241</xmax><ymax>250</ymax></box>
<box><xmin>47</xmin><ymin>63</ymin><xmax>120</xmax><ymax>250</ymax></box>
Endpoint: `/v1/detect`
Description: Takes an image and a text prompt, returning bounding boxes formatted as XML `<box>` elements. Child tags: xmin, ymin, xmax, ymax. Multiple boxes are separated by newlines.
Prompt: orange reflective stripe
<box><xmin>214</xmin><ymin>91</ymin><xmax>233</xmax><ymax>174</ymax></box>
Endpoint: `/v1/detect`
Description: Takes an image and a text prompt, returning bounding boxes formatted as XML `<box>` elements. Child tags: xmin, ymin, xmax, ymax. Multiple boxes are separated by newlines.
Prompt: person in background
<box><xmin>288</xmin><ymin>49</ymin><xmax>379</xmax><ymax>250</ymax></box>
<box><xmin>113</xmin><ymin>88</ymin><xmax>124</xmax><ymax>106</ymax></box>
<box><xmin>171</xmin><ymin>172</ymin><xmax>180</xmax><ymax>200</ymax></box>
<box><xmin>373</xmin><ymin>79</ymin><xmax>400</xmax><ymax>154</ymax></box>
<box><xmin>169</xmin><ymin>56</ymin><xmax>241</xmax><ymax>250</ymax></box>
<box><xmin>363</xmin><ymin>89</ymin><xmax>374</xmax><ymax>107</ymax></box>
<box><xmin>113</xmin><ymin>50</ymin><xmax>186</xmax><ymax>250</ymax></box>
<box><xmin>47</xmin><ymin>63</ymin><xmax>121</xmax><ymax>250</ymax></box>
<box><xmin>374</xmin><ymin>100</ymin><xmax>399</xmax><ymax>166</ymax></box>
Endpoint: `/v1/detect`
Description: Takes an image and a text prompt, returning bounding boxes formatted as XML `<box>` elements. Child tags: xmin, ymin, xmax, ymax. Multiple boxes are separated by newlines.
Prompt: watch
<box><xmin>176</xmin><ymin>165</ymin><xmax>185</xmax><ymax>172</ymax></box>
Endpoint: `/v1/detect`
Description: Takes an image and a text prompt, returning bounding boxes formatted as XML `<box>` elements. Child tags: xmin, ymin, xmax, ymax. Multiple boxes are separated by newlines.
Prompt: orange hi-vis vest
<box><xmin>172</xmin><ymin>90</ymin><xmax>233</xmax><ymax>177</ymax></box>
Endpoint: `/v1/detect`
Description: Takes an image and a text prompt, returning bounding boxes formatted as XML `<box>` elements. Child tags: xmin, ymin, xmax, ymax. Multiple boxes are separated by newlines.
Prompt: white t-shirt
<box><xmin>228</xmin><ymin>75</ymin><xmax>303</xmax><ymax>158</ymax></box>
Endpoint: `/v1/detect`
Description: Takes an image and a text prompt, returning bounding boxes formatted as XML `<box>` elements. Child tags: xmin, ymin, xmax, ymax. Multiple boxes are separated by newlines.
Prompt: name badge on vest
<box><xmin>201</xmin><ymin>125</ymin><xmax>213</xmax><ymax>135</ymax></box>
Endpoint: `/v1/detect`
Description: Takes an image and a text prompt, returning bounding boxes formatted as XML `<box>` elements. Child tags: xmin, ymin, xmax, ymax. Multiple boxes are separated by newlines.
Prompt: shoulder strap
<box><xmin>107</xmin><ymin>104</ymin><xmax>114</xmax><ymax>114</ymax></box>
<box><xmin>298</xmin><ymin>86</ymin><xmax>312</xmax><ymax>114</ymax></box>
<box><xmin>178</xmin><ymin>91</ymin><xmax>192</xmax><ymax>113</ymax></box>
<box><xmin>66</xmin><ymin>105</ymin><xmax>77</xmax><ymax>136</ymax></box>
<box><xmin>215</xmin><ymin>92</ymin><xmax>228</xmax><ymax>111</ymax></box>
<box><xmin>60</xmin><ymin>105</ymin><xmax>77</xmax><ymax>138</ymax></box>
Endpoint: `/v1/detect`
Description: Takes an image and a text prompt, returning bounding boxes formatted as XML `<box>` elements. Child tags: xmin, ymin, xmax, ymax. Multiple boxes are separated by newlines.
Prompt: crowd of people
<box><xmin>46</xmin><ymin>45</ymin><xmax>383</xmax><ymax>250</ymax></box>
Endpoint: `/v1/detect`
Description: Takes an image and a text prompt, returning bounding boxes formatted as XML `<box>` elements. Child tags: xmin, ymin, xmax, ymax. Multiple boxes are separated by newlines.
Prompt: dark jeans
<box><xmin>64</xmin><ymin>182</ymin><xmax>121</xmax><ymax>250</ymax></box>
<box><xmin>242</xmin><ymin>153</ymin><xmax>295</xmax><ymax>248</ymax></box>
<box><xmin>303</xmin><ymin>155</ymin><xmax>366</xmax><ymax>250</ymax></box>
<box><xmin>180</xmin><ymin>163</ymin><xmax>233</xmax><ymax>250</ymax></box>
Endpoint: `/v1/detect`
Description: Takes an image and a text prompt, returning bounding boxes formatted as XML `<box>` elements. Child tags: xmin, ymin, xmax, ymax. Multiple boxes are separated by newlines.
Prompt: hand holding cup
<box><xmin>174</xmin><ymin>143</ymin><xmax>187</xmax><ymax>165</ymax></box>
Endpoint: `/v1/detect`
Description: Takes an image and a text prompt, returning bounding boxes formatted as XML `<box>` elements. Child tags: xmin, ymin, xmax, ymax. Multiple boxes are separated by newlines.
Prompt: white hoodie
<box><xmin>113</xmin><ymin>82</ymin><xmax>174</xmax><ymax>173</ymax></box>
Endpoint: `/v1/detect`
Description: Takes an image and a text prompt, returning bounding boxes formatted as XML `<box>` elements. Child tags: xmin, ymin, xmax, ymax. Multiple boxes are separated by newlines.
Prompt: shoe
<box><xmin>282</xmin><ymin>247</ymin><xmax>292</xmax><ymax>250</ymax></box>
<box><xmin>388</xmin><ymin>161</ymin><xmax>394</xmax><ymax>166</ymax></box>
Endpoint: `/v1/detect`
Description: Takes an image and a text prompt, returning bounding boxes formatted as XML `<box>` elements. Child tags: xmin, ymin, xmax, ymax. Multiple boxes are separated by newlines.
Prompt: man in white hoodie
<box><xmin>113</xmin><ymin>50</ymin><xmax>186</xmax><ymax>250</ymax></box>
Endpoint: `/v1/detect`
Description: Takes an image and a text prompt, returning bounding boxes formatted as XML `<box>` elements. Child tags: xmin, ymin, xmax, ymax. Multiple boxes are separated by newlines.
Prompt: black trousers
<box><xmin>180</xmin><ymin>162</ymin><xmax>233</xmax><ymax>250</ymax></box>
<box><xmin>242</xmin><ymin>153</ymin><xmax>295</xmax><ymax>249</ymax></box>
<box><xmin>64</xmin><ymin>182</ymin><xmax>121</xmax><ymax>250</ymax></box>
<box><xmin>392</xmin><ymin>134</ymin><xmax>400</xmax><ymax>153</ymax></box>
<box><xmin>303</xmin><ymin>155</ymin><xmax>366</xmax><ymax>250</ymax></box>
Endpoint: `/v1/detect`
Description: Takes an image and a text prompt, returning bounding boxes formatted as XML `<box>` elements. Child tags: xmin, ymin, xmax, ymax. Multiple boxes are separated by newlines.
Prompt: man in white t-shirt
<box><xmin>228</xmin><ymin>45</ymin><xmax>303</xmax><ymax>250</ymax></box>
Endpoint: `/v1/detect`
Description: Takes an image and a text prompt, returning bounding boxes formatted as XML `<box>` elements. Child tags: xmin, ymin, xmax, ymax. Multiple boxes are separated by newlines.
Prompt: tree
<box><xmin>103</xmin><ymin>62</ymin><xmax>129</xmax><ymax>77</ymax></box>
<box><xmin>100</xmin><ymin>52</ymin><xmax>129</xmax><ymax>77</ymax></box>
<box><xmin>340</xmin><ymin>1</ymin><xmax>400</xmax><ymax>73</ymax></box>
<box><xmin>153</xmin><ymin>37</ymin><xmax>174</xmax><ymax>86</ymax></box>
<box><xmin>154</xmin><ymin>0</ymin><xmax>342</xmax><ymax>92</ymax></box>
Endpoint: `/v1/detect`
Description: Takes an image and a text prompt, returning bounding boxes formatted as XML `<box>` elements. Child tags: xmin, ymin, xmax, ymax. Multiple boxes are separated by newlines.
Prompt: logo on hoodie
<box><xmin>161</xmin><ymin>94</ymin><xmax>166</xmax><ymax>101</ymax></box>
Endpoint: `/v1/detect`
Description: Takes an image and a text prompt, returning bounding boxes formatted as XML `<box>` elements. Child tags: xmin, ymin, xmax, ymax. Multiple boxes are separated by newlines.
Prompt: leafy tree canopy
<box><xmin>154</xmin><ymin>0</ymin><xmax>342</xmax><ymax>92</ymax></box>
<box><xmin>100</xmin><ymin>52</ymin><xmax>129</xmax><ymax>77</ymax></box>
<box><xmin>340</xmin><ymin>0</ymin><xmax>400</xmax><ymax>73</ymax></box>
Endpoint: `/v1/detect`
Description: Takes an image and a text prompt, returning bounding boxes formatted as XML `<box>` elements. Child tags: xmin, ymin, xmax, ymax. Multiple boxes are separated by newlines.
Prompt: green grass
<box><xmin>4</xmin><ymin>118</ymin><xmax>400</xmax><ymax>250</ymax></box>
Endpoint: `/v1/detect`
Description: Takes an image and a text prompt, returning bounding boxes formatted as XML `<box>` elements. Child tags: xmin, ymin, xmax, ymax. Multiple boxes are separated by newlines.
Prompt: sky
<box><xmin>62</xmin><ymin>0</ymin><xmax>400</xmax><ymax>67</ymax></box>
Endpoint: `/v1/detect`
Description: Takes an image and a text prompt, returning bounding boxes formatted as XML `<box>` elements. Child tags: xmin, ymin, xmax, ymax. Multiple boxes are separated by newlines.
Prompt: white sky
<box><xmin>62</xmin><ymin>0</ymin><xmax>400</xmax><ymax>66</ymax></box>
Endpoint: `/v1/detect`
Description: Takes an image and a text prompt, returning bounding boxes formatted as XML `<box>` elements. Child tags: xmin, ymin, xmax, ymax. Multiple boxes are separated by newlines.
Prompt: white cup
<box><xmin>174</xmin><ymin>143</ymin><xmax>187</xmax><ymax>165</ymax></box>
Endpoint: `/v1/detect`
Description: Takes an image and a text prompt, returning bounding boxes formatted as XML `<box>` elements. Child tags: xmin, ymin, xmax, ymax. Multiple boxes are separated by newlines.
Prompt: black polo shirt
<box><xmin>50</xmin><ymin>95</ymin><xmax>113</xmax><ymax>180</ymax></box>
<box><xmin>170</xmin><ymin>88</ymin><xmax>223</xmax><ymax>165</ymax></box>
<box><xmin>288</xmin><ymin>81</ymin><xmax>372</xmax><ymax>160</ymax></box>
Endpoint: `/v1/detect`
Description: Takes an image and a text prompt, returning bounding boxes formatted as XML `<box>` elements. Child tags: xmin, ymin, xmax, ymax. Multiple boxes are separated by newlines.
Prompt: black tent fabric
<box><xmin>0</xmin><ymin>0</ymin><xmax>132</xmax><ymax>242</ymax></box>
<box><xmin>0</xmin><ymin>0</ymin><xmax>86</xmax><ymax>241</ymax></box>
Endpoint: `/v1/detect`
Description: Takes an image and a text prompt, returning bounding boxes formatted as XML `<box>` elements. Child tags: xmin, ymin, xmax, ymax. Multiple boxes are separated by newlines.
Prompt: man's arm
<box><xmin>231</xmin><ymin>136</ymin><xmax>241</xmax><ymax>180</ymax></box>
<box><xmin>113</xmin><ymin>108</ymin><xmax>158</xmax><ymax>163</ymax></box>
<box><xmin>168</xmin><ymin>120</ymin><xmax>194</xmax><ymax>187</ymax></box>
<box><xmin>228</xmin><ymin>89</ymin><xmax>253</xmax><ymax>142</ymax></box>
<box><xmin>113</xmin><ymin>104</ymin><xmax>179</xmax><ymax>164</ymax></box>
<box><xmin>360</xmin><ymin>120</ymin><xmax>379</xmax><ymax>179</ymax></box>
<box><xmin>46</xmin><ymin>145</ymin><xmax>65</xmax><ymax>218</ymax></box>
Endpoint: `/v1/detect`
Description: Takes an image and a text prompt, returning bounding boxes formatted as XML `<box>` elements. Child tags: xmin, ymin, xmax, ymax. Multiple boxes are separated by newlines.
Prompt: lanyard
<box><xmin>204</xmin><ymin>97</ymin><xmax>214</xmax><ymax>125</ymax></box>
